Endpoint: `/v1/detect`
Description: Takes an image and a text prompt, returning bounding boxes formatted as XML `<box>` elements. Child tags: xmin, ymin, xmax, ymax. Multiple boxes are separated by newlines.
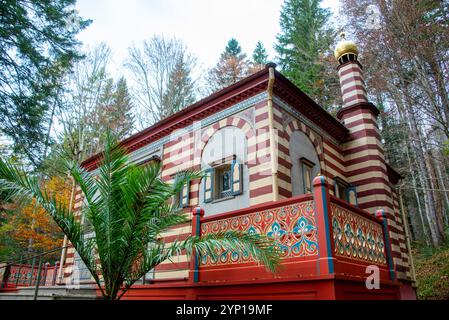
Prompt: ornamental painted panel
<box><xmin>330</xmin><ymin>203</ymin><xmax>387</xmax><ymax>265</ymax></box>
<box><xmin>200</xmin><ymin>200</ymin><xmax>318</xmax><ymax>266</ymax></box>
<box><xmin>5</xmin><ymin>264</ymin><xmax>43</xmax><ymax>287</ymax></box>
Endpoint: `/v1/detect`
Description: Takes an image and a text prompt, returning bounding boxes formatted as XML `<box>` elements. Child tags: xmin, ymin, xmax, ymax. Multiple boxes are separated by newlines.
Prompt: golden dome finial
<box><xmin>334</xmin><ymin>32</ymin><xmax>359</xmax><ymax>62</ymax></box>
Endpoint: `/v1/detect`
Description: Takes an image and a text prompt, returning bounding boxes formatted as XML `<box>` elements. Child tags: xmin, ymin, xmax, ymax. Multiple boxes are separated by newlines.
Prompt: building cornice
<box><xmin>82</xmin><ymin>66</ymin><xmax>350</xmax><ymax>171</ymax></box>
<box><xmin>272</xmin><ymin>72</ymin><xmax>349</xmax><ymax>142</ymax></box>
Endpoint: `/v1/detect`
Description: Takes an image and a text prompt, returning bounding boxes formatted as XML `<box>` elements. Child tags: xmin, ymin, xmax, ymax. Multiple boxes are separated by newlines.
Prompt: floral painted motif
<box><xmin>331</xmin><ymin>203</ymin><xmax>386</xmax><ymax>265</ymax></box>
<box><xmin>3</xmin><ymin>264</ymin><xmax>59</xmax><ymax>287</ymax></box>
<box><xmin>201</xmin><ymin>200</ymin><xmax>318</xmax><ymax>266</ymax></box>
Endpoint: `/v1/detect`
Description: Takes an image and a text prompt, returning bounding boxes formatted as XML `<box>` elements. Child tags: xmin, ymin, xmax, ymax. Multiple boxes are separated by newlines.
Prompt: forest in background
<box><xmin>0</xmin><ymin>1</ymin><xmax>448</xmax><ymax>297</ymax></box>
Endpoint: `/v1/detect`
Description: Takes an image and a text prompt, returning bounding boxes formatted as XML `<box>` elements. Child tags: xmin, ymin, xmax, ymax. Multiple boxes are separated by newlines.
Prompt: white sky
<box><xmin>75</xmin><ymin>0</ymin><xmax>341</xmax><ymax>77</ymax></box>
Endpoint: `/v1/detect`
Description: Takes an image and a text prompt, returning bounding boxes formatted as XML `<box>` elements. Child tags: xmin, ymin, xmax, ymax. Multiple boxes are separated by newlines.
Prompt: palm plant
<box><xmin>0</xmin><ymin>134</ymin><xmax>280</xmax><ymax>300</ymax></box>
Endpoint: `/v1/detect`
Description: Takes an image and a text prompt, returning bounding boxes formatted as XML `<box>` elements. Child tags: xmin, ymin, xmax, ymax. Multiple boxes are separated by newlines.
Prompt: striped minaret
<box><xmin>335</xmin><ymin>35</ymin><xmax>413</xmax><ymax>284</ymax></box>
<box><xmin>335</xmin><ymin>33</ymin><xmax>368</xmax><ymax>108</ymax></box>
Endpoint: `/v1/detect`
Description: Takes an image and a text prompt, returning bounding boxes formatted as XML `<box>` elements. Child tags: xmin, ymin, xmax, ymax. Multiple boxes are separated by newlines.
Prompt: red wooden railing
<box><xmin>1</xmin><ymin>262</ymin><xmax>60</xmax><ymax>288</ymax></box>
<box><xmin>189</xmin><ymin>175</ymin><xmax>396</xmax><ymax>284</ymax></box>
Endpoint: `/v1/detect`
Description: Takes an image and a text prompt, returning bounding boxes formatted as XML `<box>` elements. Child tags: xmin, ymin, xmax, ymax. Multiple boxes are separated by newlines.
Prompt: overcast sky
<box><xmin>75</xmin><ymin>0</ymin><xmax>341</xmax><ymax>76</ymax></box>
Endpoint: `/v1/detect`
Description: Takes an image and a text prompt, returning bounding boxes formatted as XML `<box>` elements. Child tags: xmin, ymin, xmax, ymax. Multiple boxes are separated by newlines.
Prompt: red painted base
<box><xmin>398</xmin><ymin>281</ymin><xmax>418</xmax><ymax>300</ymax></box>
<box><xmin>119</xmin><ymin>278</ymin><xmax>408</xmax><ymax>300</ymax></box>
<box><xmin>0</xmin><ymin>287</ymin><xmax>18</xmax><ymax>293</ymax></box>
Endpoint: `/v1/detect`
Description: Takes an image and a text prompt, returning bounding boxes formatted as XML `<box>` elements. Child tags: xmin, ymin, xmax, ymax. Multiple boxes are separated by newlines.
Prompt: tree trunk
<box><xmin>405</xmin><ymin>100</ymin><xmax>444</xmax><ymax>247</ymax></box>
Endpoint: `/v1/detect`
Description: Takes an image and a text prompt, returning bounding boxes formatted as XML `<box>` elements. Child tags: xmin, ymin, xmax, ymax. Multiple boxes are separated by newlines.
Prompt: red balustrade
<box><xmin>190</xmin><ymin>175</ymin><xmax>395</xmax><ymax>284</ymax></box>
<box><xmin>1</xmin><ymin>262</ymin><xmax>60</xmax><ymax>288</ymax></box>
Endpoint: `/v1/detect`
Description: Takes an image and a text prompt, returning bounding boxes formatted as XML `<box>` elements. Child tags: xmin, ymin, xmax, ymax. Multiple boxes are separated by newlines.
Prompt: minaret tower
<box><xmin>334</xmin><ymin>34</ymin><xmax>414</xmax><ymax>289</ymax></box>
<box><xmin>334</xmin><ymin>33</ymin><xmax>385</xmax><ymax>213</ymax></box>
<box><xmin>334</xmin><ymin>33</ymin><xmax>368</xmax><ymax>108</ymax></box>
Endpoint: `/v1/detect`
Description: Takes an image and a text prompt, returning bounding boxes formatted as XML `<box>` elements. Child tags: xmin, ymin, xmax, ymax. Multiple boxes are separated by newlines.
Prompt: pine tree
<box><xmin>163</xmin><ymin>57</ymin><xmax>196</xmax><ymax>116</ymax></box>
<box><xmin>275</xmin><ymin>0</ymin><xmax>337</xmax><ymax>107</ymax></box>
<box><xmin>226</xmin><ymin>38</ymin><xmax>243</xmax><ymax>56</ymax></box>
<box><xmin>108</xmin><ymin>77</ymin><xmax>135</xmax><ymax>139</ymax></box>
<box><xmin>252</xmin><ymin>41</ymin><xmax>269</xmax><ymax>71</ymax></box>
<box><xmin>0</xmin><ymin>0</ymin><xmax>91</xmax><ymax>166</ymax></box>
<box><xmin>206</xmin><ymin>38</ymin><xmax>250</xmax><ymax>92</ymax></box>
<box><xmin>88</xmin><ymin>77</ymin><xmax>135</xmax><ymax>154</ymax></box>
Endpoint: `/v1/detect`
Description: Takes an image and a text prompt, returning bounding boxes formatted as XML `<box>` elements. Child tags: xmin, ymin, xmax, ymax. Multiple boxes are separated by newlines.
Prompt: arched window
<box><xmin>289</xmin><ymin>131</ymin><xmax>321</xmax><ymax>196</ymax></box>
<box><xmin>200</xmin><ymin>126</ymin><xmax>249</xmax><ymax>216</ymax></box>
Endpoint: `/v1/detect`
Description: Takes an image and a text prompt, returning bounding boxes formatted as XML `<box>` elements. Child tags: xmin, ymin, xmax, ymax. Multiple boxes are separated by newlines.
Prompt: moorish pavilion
<box><xmin>62</xmin><ymin>36</ymin><xmax>416</xmax><ymax>299</ymax></box>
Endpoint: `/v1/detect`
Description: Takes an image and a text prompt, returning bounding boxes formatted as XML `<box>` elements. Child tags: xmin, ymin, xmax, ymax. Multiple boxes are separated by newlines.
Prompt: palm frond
<box><xmin>0</xmin><ymin>131</ymin><xmax>281</xmax><ymax>300</ymax></box>
<box><xmin>0</xmin><ymin>157</ymin><xmax>103</xmax><ymax>288</ymax></box>
<box><xmin>180</xmin><ymin>231</ymin><xmax>282</xmax><ymax>273</ymax></box>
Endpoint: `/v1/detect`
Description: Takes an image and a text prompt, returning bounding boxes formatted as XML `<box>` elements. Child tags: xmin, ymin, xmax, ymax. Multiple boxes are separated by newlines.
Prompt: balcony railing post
<box><xmin>312</xmin><ymin>175</ymin><xmax>335</xmax><ymax>275</ymax></box>
<box><xmin>189</xmin><ymin>206</ymin><xmax>205</xmax><ymax>284</ymax></box>
<box><xmin>52</xmin><ymin>262</ymin><xmax>60</xmax><ymax>286</ymax></box>
<box><xmin>14</xmin><ymin>254</ymin><xmax>23</xmax><ymax>287</ymax></box>
<box><xmin>375</xmin><ymin>209</ymin><xmax>396</xmax><ymax>281</ymax></box>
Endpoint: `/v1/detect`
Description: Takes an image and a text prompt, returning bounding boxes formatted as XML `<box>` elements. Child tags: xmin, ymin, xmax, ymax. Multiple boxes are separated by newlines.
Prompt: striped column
<box><xmin>61</xmin><ymin>186</ymin><xmax>84</xmax><ymax>284</ymax></box>
<box><xmin>338</xmin><ymin>61</ymin><xmax>368</xmax><ymax>108</ymax></box>
<box><xmin>249</xmin><ymin>102</ymin><xmax>275</xmax><ymax>206</ymax></box>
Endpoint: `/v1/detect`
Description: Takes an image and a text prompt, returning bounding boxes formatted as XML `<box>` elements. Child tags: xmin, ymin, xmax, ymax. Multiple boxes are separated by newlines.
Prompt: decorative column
<box><xmin>312</xmin><ymin>175</ymin><xmax>335</xmax><ymax>275</ymax></box>
<box><xmin>189</xmin><ymin>206</ymin><xmax>204</xmax><ymax>284</ymax></box>
<box><xmin>376</xmin><ymin>209</ymin><xmax>396</xmax><ymax>281</ymax></box>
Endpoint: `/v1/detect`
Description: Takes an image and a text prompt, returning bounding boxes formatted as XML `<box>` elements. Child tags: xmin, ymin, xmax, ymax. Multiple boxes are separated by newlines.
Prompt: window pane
<box><xmin>304</xmin><ymin>167</ymin><xmax>311</xmax><ymax>193</ymax></box>
<box><xmin>222</xmin><ymin>171</ymin><xmax>231</xmax><ymax>191</ymax></box>
<box><xmin>338</xmin><ymin>184</ymin><xmax>346</xmax><ymax>200</ymax></box>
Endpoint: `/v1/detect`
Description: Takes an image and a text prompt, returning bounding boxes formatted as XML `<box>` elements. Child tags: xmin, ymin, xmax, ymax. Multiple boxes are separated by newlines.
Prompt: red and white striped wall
<box><xmin>338</xmin><ymin>62</ymin><xmax>368</xmax><ymax>108</ymax></box>
<box><xmin>337</xmin><ymin>104</ymin><xmax>411</xmax><ymax>281</ymax></box>
<box><xmin>274</xmin><ymin>104</ymin><xmax>328</xmax><ymax>199</ymax></box>
<box><xmin>60</xmin><ymin>95</ymin><xmax>412</xmax><ymax>284</ymax></box>
<box><xmin>152</xmin><ymin>100</ymin><xmax>276</xmax><ymax>279</ymax></box>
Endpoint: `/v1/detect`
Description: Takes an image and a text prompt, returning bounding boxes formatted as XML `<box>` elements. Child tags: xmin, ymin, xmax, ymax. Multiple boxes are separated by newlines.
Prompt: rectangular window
<box><xmin>216</xmin><ymin>164</ymin><xmax>232</xmax><ymax>198</ymax></box>
<box><xmin>204</xmin><ymin>155</ymin><xmax>243</xmax><ymax>203</ymax></box>
<box><xmin>73</xmin><ymin>231</ymin><xmax>95</xmax><ymax>282</ymax></box>
<box><xmin>334</xmin><ymin>177</ymin><xmax>348</xmax><ymax>200</ymax></box>
<box><xmin>300</xmin><ymin>158</ymin><xmax>315</xmax><ymax>194</ymax></box>
<box><xmin>173</xmin><ymin>173</ymin><xmax>190</xmax><ymax>208</ymax></box>
<box><xmin>334</xmin><ymin>177</ymin><xmax>357</xmax><ymax>205</ymax></box>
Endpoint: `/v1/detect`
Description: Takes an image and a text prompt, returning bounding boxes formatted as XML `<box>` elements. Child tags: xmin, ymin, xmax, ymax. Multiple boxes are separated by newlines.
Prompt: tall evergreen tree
<box><xmin>253</xmin><ymin>41</ymin><xmax>269</xmax><ymax>65</ymax></box>
<box><xmin>0</xmin><ymin>0</ymin><xmax>91</xmax><ymax>166</ymax></box>
<box><xmin>275</xmin><ymin>0</ymin><xmax>338</xmax><ymax>107</ymax></box>
<box><xmin>226</xmin><ymin>38</ymin><xmax>243</xmax><ymax>56</ymax></box>
<box><xmin>98</xmin><ymin>77</ymin><xmax>134</xmax><ymax>140</ymax></box>
<box><xmin>206</xmin><ymin>38</ymin><xmax>250</xmax><ymax>92</ymax></box>
<box><xmin>252</xmin><ymin>41</ymin><xmax>269</xmax><ymax>71</ymax></box>
<box><xmin>87</xmin><ymin>77</ymin><xmax>135</xmax><ymax>156</ymax></box>
<box><xmin>163</xmin><ymin>57</ymin><xmax>196</xmax><ymax>116</ymax></box>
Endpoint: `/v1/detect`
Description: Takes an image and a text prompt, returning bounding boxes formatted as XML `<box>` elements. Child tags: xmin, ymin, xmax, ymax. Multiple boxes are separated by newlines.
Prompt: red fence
<box><xmin>1</xmin><ymin>262</ymin><xmax>61</xmax><ymax>288</ymax></box>
<box><xmin>190</xmin><ymin>175</ymin><xmax>396</xmax><ymax>284</ymax></box>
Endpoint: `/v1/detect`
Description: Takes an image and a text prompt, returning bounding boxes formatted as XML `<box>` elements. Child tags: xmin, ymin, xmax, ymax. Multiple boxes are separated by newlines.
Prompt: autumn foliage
<box><xmin>4</xmin><ymin>176</ymin><xmax>71</xmax><ymax>253</ymax></box>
